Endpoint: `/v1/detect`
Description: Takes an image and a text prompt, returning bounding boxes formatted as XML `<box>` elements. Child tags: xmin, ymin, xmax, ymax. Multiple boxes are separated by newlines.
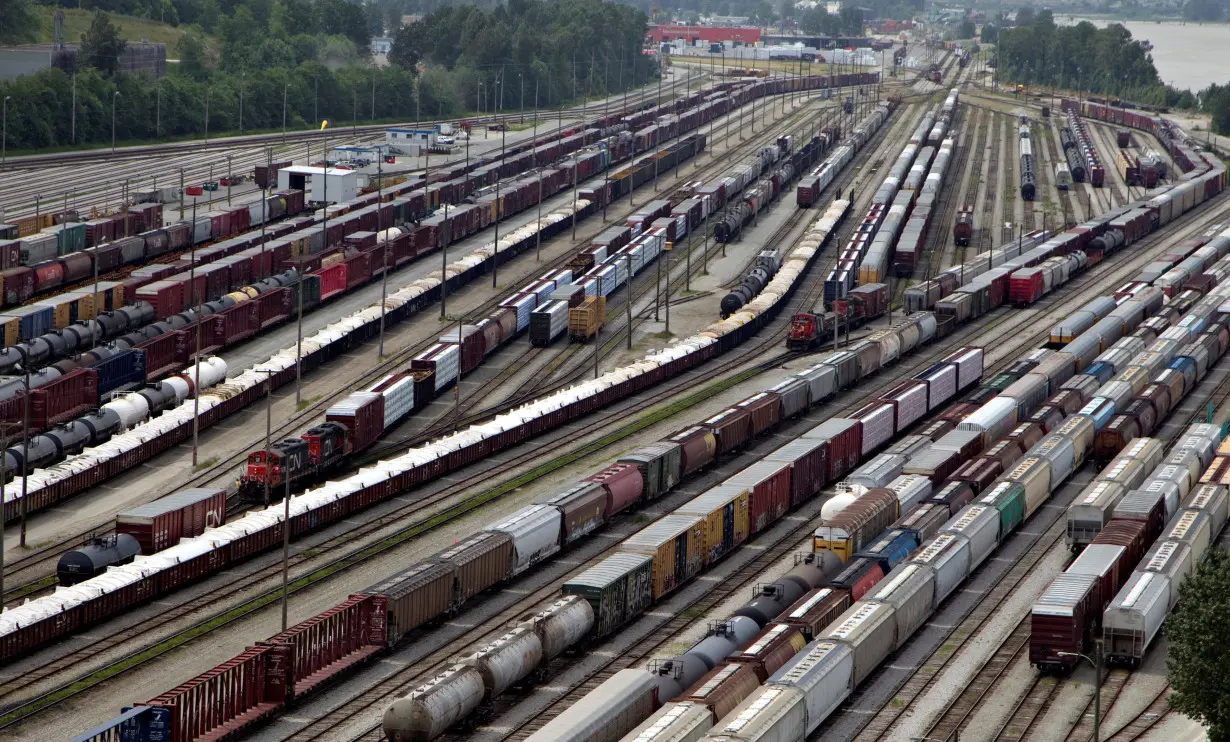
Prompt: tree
<box><xmin>957</xmin><ymin>19</ymin><xmax>975</xmax><ymax>39</ymax></box>
<box><xmin>177</xmin><ymin>28</ymin><xmax>211</xmax><ymax>80</ymax></box>
<box><xmin>981</xmin><ymin>23</ymin><xmax>998</xmax><ymax>43</ymax></box>
<box><xmin>0</xmin><ymin>0</ymin><xmax>41</xmax><ymax>44</ymax></box>
<box><xmin>1168</xmin><ymin>548</ymin><xmax>1230</xmax><ymax>741</ymax></box>
<box><xmin>80</xmin><ymin>11</ymin><xmax>128</xmax><ymax>78</ymax></box>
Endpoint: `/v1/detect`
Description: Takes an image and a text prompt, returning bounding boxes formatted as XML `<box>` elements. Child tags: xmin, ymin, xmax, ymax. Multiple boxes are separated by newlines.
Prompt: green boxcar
<box><xmin>986</xmin><ymin>372</ymin><xmax>1020</xmax><ymax>392</ymax></box>
<box><xmin>980</xmin><ymin>481</ymin><xmax>1026</xmax><ymax>536</ymax></box>
<box><xmin>563</xmin><ymin>552</ymin><xmax>654</xmax><ymax>639</ymax></box>
<box><xmin>51</xmin><ymin>222</ymin><xmax>87</xmax><ymax>255</ymax></box>
<box><xmin>618</xmin><ymin>442</ymin><xmax>683</xmax><ymax>500</ymax></box>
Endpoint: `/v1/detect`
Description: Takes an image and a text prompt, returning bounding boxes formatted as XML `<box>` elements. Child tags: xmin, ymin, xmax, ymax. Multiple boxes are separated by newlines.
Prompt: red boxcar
<box><xmin>584</xmin><ymin>463</ymin><xmax>644</xmax><ymax>517</ymax></box>
<box><xmin>1008</xmin><ymin>268</ymin><xmax>1045</xmax><ymax>305</ymax></box>
<box><xmin>315</xmin><ymin>263</ymin><xmax>347</xmax><ymax>300</ymax></box>
<box><xmin>115</xmin><ymin>487</ymin><xmax>228</xmax><ymax>553</ymax></box>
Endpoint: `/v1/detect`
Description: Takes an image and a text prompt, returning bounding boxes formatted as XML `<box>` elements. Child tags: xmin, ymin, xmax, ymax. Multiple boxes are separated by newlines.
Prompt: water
<box><xmin>1057</xmin><ymin>17</ymin><xmax>1230</xmax><ymax>91</ymax></box>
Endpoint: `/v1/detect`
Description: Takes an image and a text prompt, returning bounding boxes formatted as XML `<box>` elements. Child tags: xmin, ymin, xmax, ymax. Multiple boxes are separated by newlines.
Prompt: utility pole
<box><xmin>377</xmin><ymin>156</ymin><xmax>389</xmax><ymax>358</ymax></box>
<box><xmin>190</xmin><ymin>198</ymin><xmax>202</xmax><ymax>468</ymax></box>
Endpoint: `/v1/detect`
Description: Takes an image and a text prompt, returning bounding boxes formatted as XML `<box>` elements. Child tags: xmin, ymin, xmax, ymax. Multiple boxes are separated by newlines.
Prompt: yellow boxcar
<box><xmin>60</xmin><ymin>291</ymin><xmax>97</xmax><ymax>323</ymax></box>
<box><xmin>813</xmin><ymin>489</ymin><xmax>899</xmax><ymax>562</ymax></box>
<box><xmin>0</xmin><ymin>316</ymin><xmax>17</xmax><ymax>346</ymax></box>
<box><xmin>675</xmin><ymin>486</ymin><xmax>750</xmax><ymax>565</ymax></box>
<box><xmin>619</xmin><ymin>514</ymin><xmax>705</xmax><ymax>599</ymax></box>
<box><xmin>35</xmin><ymin>296</ymin><xmax>72</xmax><ymax>328</ymax></box>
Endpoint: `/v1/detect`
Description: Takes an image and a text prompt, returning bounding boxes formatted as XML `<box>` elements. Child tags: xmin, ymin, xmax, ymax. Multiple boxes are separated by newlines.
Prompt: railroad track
<box><xmin>1041</xmin><ymin>120</ymin><xmax>1077</xmax><ymax>228</ymax></box>
<box><xmin>0</xmin><ymin>90</ymin><xmax>844</xmax><ymax>726</ymax></box>
<box><xmin>920</xmin><ymin>99</ymin><xmax>973</xmax><ymax>280</ymax></box>
<box><xmin>977</xmin><ymin>109</ymin><xmax>1001</xmax><ymax>254</ymax></box>
<box><xmin>848</xmin><ymin>294</ymin><xmax>1230</xmax><ymax>742</ymax></box>
<box><xmin>241</xmin><ymin>92</ymin><xmax>937</xmax><ymax>742</ymax></box>
<box><xmin>1003</xmin><ymin>116</ymin><xmax>1018</xmax><ymax>232</ymax></box>
<box><xmin>0</xmin><ymin>87</ymin><xmax>827</xmax><ymax>604</ymax></box>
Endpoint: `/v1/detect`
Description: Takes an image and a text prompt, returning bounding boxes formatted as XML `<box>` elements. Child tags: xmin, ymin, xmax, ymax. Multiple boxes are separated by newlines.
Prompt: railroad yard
<box><xmin>0</xmin><ymin>32</ymin><xmax>1227</xmax><ymax>742</ymax></box>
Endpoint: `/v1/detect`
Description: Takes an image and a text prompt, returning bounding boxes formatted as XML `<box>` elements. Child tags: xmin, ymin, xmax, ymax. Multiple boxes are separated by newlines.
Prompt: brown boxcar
<box><xmin>779</xmin><ymin>586</ymin><xmax>853</xmax><ymax>641</ymax></box>
<box><xmin>359</xmin><ymin>562</ymin><xmax>456</xmax><ymax>643</ymax></box>
<box><xmin>1090</xmin><ymin>519</ymin><xmax>1148</xmax><ymax>573</ymax></box>
<box><xmin>1094</xmin><ymin>415</ymin><xmax>1141</xmax><ymax>461</ymax></box>
<box><xmin>980</xmin><ymin>439</ymin><xmax>1024</xmax><ymax>469</ymax></box>
<box><xmin>948</xmin><ymin>457</ymin><xmax>1003</xmax><ymax>494</ymax></box>
<box><xmin>727</xmin><ymin>623</ymin><xmax>809</xmax><ymax>681</ymax></box>
<box><xmin>704</xmin><ymin>407</ymin><xmax>753</xmax><ymax>455</ymax></box>
<box><xmin>115</xmin><ymin>486</ymin><xmax>227</xmax><ymax>553</ymax></box>
<box><xmin>735</xmin><ymin>391</ymin><xmax>783</xmax><ymax>438</ymax></box>
<box><xmin>535</xmin><ymin>482</ymin><xmax>607</xmax><ymax>545</ymax></box>
<box><xmin>681</xmin><ymin>663</ymin><xmax>761</xmax><ymax>722</ymax></box>
<box><xmin>430</xmin><ymin>531</ymin><xmax>512</xmax><ymax>604</ymax></box>
<box><xmin>827</xmin><ymin>556</ymin><xmax>885</xmax><ymax>601</ymax></box>
<box><xmin>926</xmin><ymin>481</ymin><xmax>976</xmax><ymax>516</ymax></box>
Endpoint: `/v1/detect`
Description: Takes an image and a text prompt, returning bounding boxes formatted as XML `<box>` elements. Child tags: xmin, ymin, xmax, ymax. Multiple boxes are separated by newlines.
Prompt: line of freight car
<box><xmin>823</xmin><ymin>103</ymin><xmax>939</xmax><ymax>303</ymax></box>
<box><xmin>39</xmin><ymin>200</ymin><xmax>860</xmax><ymax>742</ymax></box>
<box><xmin>614</xmin><ymin>402</ymin><xmax>1223</xmax><ymax>742</ymax></box>
<box><xmin>1066</xmin><ymin>110</ymin><xmax>1107</xmax><ymax>187</ymax></box>
<box><xmin>127</xmin><ymin>321</ymin><xmax>974</xmax><ymax>742</ymax></box>
<box><xmin>596</xmin><ymin>268</ymin><xmax>1230</xmax><ymax>742</ymax></box>
<box><xmin>0</xmin><ymin>81</ymin><xmax>767</xmax><ymax>388</ymax></box>
<box><xmin>1060</xmin><ymin>125</ymin><xmax>1088</xmax><ymax>183</ymax></box>
<box><xmin>0</xmin><ymin>130</ymin><xmax>715</xmax><ymax>526</ymax></box>
<box><xmin>922</xmin><ymin>178</ymin><xmax>1220</xmax><ymax>320</ymax></box>
<box><xmin>1069</xmin><ymin>98</ymin><xmax>1208</xmax><ymax>177</ymax></box>
<box><xmin>891</xmin><ymin>135</ymin><xmax>957</xmax><ymax>278</ymax></box>
<box><xmin>1035</xmin><ymin>424</ymin><xmax>1226</xmax><ymax>672</ymax></box>
<box><xmin>0</xmin><ymin>88</ymin><xmax>708</xmax><ymax>350</ymax></box>
<box><xmin>1</xmin><ymin>358</ymin><xmax>228</xmax><ymax>485</ymax></box>
<box><xmin>1099</xmin><ymin>447</ymin><xmax>1230</xmax><ymax>667</ymax></box>
<box><xmin>0</xmin><ymin>185</ymin><xmax>851</xmax><ymax>665</ymax></box>
<box><xmin>795</xmin><ymin>99</ymin><xmax>894</xmax><ymax>208</ymax></box>
<box><xmin>1020</xmin><ymin>124</ymin><xmax>1037</xmax><ymax>201</ymax></box>
<box><xmin>237</xmin><ymin>120</ymin><xmax>826</xmax><ymax>498</ymax></box>
<box><xmin>712</xmin><ymin>132</ymin><xmax>830</xmax><ymax>244</ymax></box>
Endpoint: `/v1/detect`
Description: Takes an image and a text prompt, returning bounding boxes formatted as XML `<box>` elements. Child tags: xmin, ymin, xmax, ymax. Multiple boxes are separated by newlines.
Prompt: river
<box><xmin>1057</xmin><ymin>17</ymin><xmax>1230</xmax><ymax>92</ymax></box>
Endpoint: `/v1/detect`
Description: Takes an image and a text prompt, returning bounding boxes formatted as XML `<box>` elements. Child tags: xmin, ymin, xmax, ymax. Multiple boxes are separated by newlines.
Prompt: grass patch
<box><xmin>38</xmin><ymin>8</ymin><xmax>207</xmax><ymax>48</ymax></box>
<box><xmin>651</xmin><ymin>330</ymin><xmax>675</xmax><ymax>339</ymax></box>
<box><xmin>296</xmin><ymin>395</ymin><xmax>322</xmax><ymax>412</ymax></box>
<box><xmin>680</xmin><ymin>605</ymin><xmax>706</xmax><ymax>620</ymax></box>
<box><xmin>890</xmin><ymin>698</ymin><xmax>906</xmax><ymax>708</ymax></box>
<box><xmin>193</xmin><ymin>456</ymin><xmax>219</xmax><ymax>471</ymax></box>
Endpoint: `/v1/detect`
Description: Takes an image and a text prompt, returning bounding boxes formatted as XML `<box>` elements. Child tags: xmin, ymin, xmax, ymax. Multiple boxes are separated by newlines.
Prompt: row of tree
<box><xmin>994</xmin><ymin>9</ymin><xmax>1191</xmax><ymax>108</ymax></box>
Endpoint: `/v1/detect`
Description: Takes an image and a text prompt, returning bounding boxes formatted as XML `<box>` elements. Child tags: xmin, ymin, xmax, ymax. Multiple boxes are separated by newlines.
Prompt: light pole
<box><xmin>204</xmin><ymin>86</ymin><xmax>211</xmax><ymax>141</ymax></box>
<box><xmin>282</xmin><ymin>84</ymin><xmax>289</xmax><ymax>144</ymax></box>
<box><xmin>1058</xmin><ymin>645</ymin><xmax>1103</xmax><ymax>742</ymax></box>
<box><xmin>2</xmin><ymin>95</ymin><xmax>10</xmax><ymax>169</ymax></box>
<box><xmin>239</xmin><ymin>71</ymin><xmax>246</xmax><ymax>133</ymax></box>
<box><xmin>256</xmin><ymin>368</ymin><xmax>275</xmax><ymax>508</ymax></box>
<box><xmin>111</xmin><ymin>90</ymin><xmax>120</xmax><ymax>154</ymax></box>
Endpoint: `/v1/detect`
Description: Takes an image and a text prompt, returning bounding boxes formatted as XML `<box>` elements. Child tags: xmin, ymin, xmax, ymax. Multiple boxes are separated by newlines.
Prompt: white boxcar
<box><xmin>526</xmin><ymin>668</ymin><xmax>658</xmax><ymax>742</ymax></box>
<box><xmin>1186</xmin><ymin>483</ymin><xmax>1229</xmax><ymax>536</ymax></box>
<box><xmin>919</xmin><ymin>363</ymin><xmax>957</xmax><ymax>410</ymax></box>
<box><xmin>1165</xmin><ymin>509</ymin><xmax>1212</xmax><ymax>561</ymax></box>
<box><xmin>1139</xmin><ymin>540</ymin><xmax>1193</xmax><ymax>609</ymax></box>
<box><xmin>486</xmin><ymin>505</ymin><xmax>563</xmax><ymax>575</ymax></box>
<box><xmin>619</xmin><ymin>701</ymin><xmax>714</xmax><ymax>742</ymax></box>
<box><xmin>825</xmin><ymin>601</ymin><xmax>897</xmax><ymax>686</ymax></box>
<box><xmin>767</xmin><ymin>640</ymin><xmax>854</xmax><ymax>735</ymax></box>
<box><xmin>702</xmin><ymin>685</ymin><xmax>807</xmax><ymax>742</ymax></box>
<box><xmin>1067</xmin><ymin>482</ymin><xmax>1128</xmax><ymax>547</ymax></box>
<box><xmin>942</xmin><ymin>504</ymin><xmax>1000</xmax><ymax>570</ymax></box>
<box><xmin>857</xmin><ymin>403</ymin><xmax>896</xmax><ymax>455</ymax></box>
<box><xmin>848</xmin><ymin>454</ymin><xmax>908</xmax><ymax>490</ymax></box>
<box><xmin>909</xmin><ymin>532</ymin><xmax>971</xmax><ymax>604</ymax></box>
<box><xmin>887</xmin><ymin>474</ymin><xmax>933</xmax><ymax>512</ymax></box>
<box><xmin>957</xmin><ymin>397</ymin><xmax>1019</xmax><ymax>445</ymax></box>
<box><xmin>1103</xmin><ymin>570</ymin><xmax>1170</xmax><ymax>666</ymax></box>
<box><xmin>865</xmin><ymin>563</ymin><xmax>935</xmax><ymax>648</ymax></box>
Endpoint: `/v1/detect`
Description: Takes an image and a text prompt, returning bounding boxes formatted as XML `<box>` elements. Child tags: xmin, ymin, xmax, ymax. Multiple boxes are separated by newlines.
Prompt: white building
<box><xmin>385</xmin><ymin>127</ymin><xmax>445</xmax><ymax>155</ymax></box>
<box><xmin>371</xmin><ymin>37</ymin><xmax>393</xmax><ymax>55</ymax></box>
<box><xmin>277</xmin><ymin>166</ymin><xmax>359</xmax><ymax>204</ymax></box>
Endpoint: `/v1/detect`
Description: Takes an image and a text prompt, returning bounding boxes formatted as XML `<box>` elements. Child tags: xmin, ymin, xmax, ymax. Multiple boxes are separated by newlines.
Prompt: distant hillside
<box><xmin>32</xmin><ymin>7</ymin><xmax>199</xmax><ymax>48</ymax></box>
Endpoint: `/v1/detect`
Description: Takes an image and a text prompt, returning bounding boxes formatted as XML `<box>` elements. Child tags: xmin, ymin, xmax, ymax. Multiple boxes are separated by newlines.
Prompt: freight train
<box><xmin>523</xmin><ymin>208</ymin><xmax>1230</xmax><ymax>742</ymax></box>
<box><xmin>786</xmin><ymin>282</ymin><xmax>889</xmax><ymax>349</ymax></box>
<box><xmin>1066</xmin><ymin>110</ymin><xmax>1106</xmax><ymax>187</ymax></box>
<box><xmin>892</xmin><ymin>135</ymin><xmax>956</xmax><ymax>276</ymax></box>
<box><xmin>824</xmin><ymin>102</ymin><xmax>943</xmax><ymax>301</ymax></box>
<box><xmin>1020</xmin><ymin>124</ymin><xmax>1037</xmax><ymax>201</ymax></box>
<box><xmin>953</xmin><ymin>204</ymin><xmax>974</xmax><ymax>246</ymax></box>
<box><xmin>241</xmin><ymin>123</ymin><xmax>840</xmax><ymax>497</ymax></box>
<box><xmin>795</xmin><ymin>100</ymin><xmax>895</xmax><ymax>208</ymax></box>
<box><xmin>67</xmin><ymin>198</ymin><xmax>859</xmax><ymax>742</ymax></box>
<box><xmin>903</xmin><ymin>115</ymin><xmax>1226</xmax><ymax>319</ymax></box>
<box><xmin>1060</xmin><ymin>126</ymin><xmax>1089</xmax><ymax>182</ymax></box>
<box><xmin>0</xmin><ymin>173</ymin><xmax>862</xmax><ymax>667</ymax></box>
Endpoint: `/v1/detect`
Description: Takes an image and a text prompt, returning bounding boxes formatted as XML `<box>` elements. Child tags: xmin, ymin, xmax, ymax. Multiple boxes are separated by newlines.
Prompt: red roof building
<box><xmin>647</xmin><ymin>25</ymin><xmax>763</xmax><ymax>45</ymax></box>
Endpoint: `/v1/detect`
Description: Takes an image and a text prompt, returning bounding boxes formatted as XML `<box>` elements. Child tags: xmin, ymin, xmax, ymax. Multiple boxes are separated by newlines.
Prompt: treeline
<box><xmin>996</xmin><ymin>9</ymin><xmax>1192</xmax><ymax>108</ymax></box>
<box><xmin>1183</xmin><ymin>0</ymin><xmax>1230</xmax><ymax>21</ymax></box>
<box><xmin>798</xmin><ymin>5</ymin><xmax>864</xmax><ymax>36</ymax></box>
<box><xmin>0</xmin><ymin>61</ymin><xmax>424</xmax><ymax>151</ymax></box>
<box><xmin>388</xmin><ymin>0</ymin><xmax>658</xmax><ymax>112</ymax></box>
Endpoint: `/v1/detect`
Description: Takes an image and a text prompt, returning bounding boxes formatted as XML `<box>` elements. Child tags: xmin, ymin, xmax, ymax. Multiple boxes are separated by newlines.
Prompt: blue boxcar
<box><xmin>69</xmin><ymin>706</ymin><xmax>169</xmax><ymax>742</ymax></box>
<box><xmin>93</xmin><ymin>349</ymin><xmax>147</xmax><ymax>395</ymax></box>
<box><xmin>853</xmin><ymin>528</ymin><xmax>920</xmax><ymax>574</ymax></box>
<box><xmin>1081</xmin><ymin>360</ymin><xmax>1115</xmax><ymax>385</ymax></box>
